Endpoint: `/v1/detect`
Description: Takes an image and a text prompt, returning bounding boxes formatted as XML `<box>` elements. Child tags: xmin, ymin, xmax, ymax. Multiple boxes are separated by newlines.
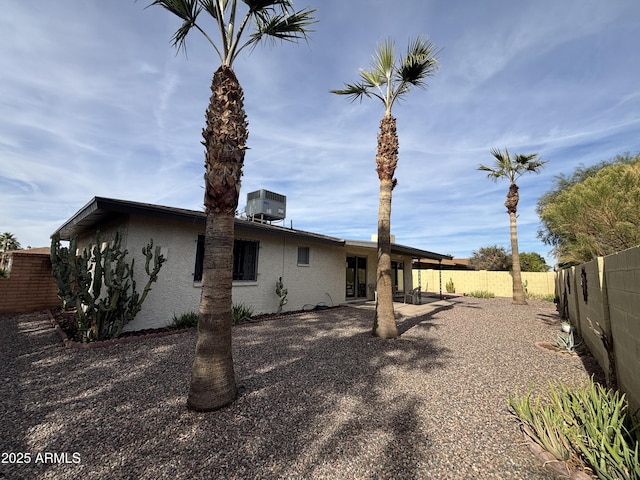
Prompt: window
<box><xmin>233</xmin><ymin>240</ymin><xmax>258</xmax><ymax>281</ymax></box>
<box><xmin>297</xmin><ymin>246</ymin><xmax>310</xmax><ymax>266</ymax></box>
<box><xmin>193</xmin><ymin>235</ymin><xmax>258</xmax><ymax>282</ymax></box>
<box><xmin>194</xmin><ymin>235</ymin><xmax>205</xmax><ymax>282</ymax></box>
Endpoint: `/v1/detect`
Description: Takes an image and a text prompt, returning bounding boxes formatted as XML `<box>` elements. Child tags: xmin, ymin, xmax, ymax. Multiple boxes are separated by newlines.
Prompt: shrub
<box><xmin>171</xmin><ymin>311</ymin><xmax>198</xmax><ymax>329</ymax></box>
<box><xmin>509</xmin><ymin>379</ymin><xmax>640</xmax><ymax>479</ymax></box>
<box><xmin>232</xmin><ymin>303</ymin><xmax>253</xmax><ymax>323</ymax></box>
<box><xmin>445</xmin><ymin>278</ymin><xmax>455</xmax><ymax>293</ymax></box>
<box><xmin>467</xmin><ymin>290</ymin><xmax>495</xmax><ymax>298</ymax></box>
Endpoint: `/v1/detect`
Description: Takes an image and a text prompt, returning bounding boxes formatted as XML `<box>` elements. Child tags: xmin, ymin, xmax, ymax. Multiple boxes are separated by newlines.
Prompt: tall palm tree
<box><xmin>478</xmin><ymin>148</ymin><xmax>547</xmax><ymax>305</ymax></box>
<box><xmin>147</xmin><ymin>0</ymin><xmax>316</xmax><ymax>411</ymax></box>
<box><xmin>331</xmin><ymin>37</ymin><xmax>439</xmax><ymax>338</ymax></box>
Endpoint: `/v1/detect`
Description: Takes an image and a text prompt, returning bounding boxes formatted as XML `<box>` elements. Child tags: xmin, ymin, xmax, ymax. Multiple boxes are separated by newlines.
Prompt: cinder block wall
<box><xmin>414</xmin><ymin>269</ymin><xmax>555</xmax><ymax>297</ymax></box>
<box><xmin>0</xmin><ymin>252</ymin><xmax>60</xmax><ymax>313</ymax></box>
<box><xmin>557</xmin><ymin>246</ymin><xmax>640</xmax><ymax>411</ymax></box>
<box><xmin>604</xmin><ymin>247</ymin><xmax>640</xmax><ymax>410</ymax></box>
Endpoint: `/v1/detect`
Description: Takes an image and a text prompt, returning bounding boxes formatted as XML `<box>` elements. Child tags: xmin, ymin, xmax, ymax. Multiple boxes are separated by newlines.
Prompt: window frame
<box><xmin>297</xmin><ymin>246</ymin><xmax>310</xmax><ymax>266</ymax></box>
<box><xmin>193</xmin><ymin>235</ymin><xmax>259</xmax><ymax>283</ymax></box>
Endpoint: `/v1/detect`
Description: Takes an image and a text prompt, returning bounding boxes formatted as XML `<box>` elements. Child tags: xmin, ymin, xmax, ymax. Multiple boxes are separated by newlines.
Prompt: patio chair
<box><xmin>405</xmin><ymin>286</ymin><xmax>422</xmax><ymax>305</ymax></box>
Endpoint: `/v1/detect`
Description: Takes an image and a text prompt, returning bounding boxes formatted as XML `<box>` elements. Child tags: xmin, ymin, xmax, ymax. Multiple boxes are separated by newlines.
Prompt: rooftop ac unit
<box><xmin>245</xmin><ymin>189</ymin><xmax>286</xmax><ymax>221</ymax></box>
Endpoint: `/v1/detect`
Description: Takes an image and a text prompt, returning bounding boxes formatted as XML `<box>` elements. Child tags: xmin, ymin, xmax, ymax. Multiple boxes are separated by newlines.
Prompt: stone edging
<box><xmin>46</xmin><ymin>310</ymin><xmax>193</xmax><ymax>349</ymax></box>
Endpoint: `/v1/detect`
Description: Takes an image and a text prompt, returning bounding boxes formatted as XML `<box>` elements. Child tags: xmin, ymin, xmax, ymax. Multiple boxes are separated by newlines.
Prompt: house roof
<box><xmin>414</xmin><ymin>257</ymin><xmax>470</xmax><ymax>269</ymax></box>
<box><xmin>345</xmin><ymin>240</ymin><xmax>452</xmax><ymax>262</ymax></box>
<box><xmin>52</xmin><ymin>197</ymin><xmax>344</xmax><ymax>247</ymax></box>
<box><xmin>53</xmin><ymin>197</ymin><xmax>451</xmax><ymax>260</ymax></box>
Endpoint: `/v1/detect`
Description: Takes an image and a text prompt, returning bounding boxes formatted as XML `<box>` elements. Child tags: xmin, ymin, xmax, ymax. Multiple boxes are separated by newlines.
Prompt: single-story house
<box><xmin>52</xmin><ymin>197</ymin><xmax>451</xmax><ymax>331</ymax></box>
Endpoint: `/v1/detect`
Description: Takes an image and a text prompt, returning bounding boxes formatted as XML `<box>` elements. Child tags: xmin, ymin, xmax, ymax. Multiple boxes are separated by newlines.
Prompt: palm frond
<box><xmin>329</xmin><ymin>83</ymin><xmax>371</xmax><ymax>103</ymax></box>
<box><xmin>242</xmin><ymin>0</ymin><xmax>292</xmax><ymax>11</ymax></box>
<box><xmin>200</xmin><ymin>0</ymin><xmax>222</xmax><ymax>20</ymax></box>
<box><xmin>371</xmin><ymin>38</ymin><xmax>395</xmax><ymax>80</ymax></box>
<box><xmin>232</xmin><ymin>7</ymin><xmax>316</xmax><ymax>62</ymax></box>
<box><xmin>481</xmin><ymin>148</ymin><xmax>546</xmax><ymax>183</ymax></box>
<box><xmin>146</xmin><ymin>0</ymin><xmax>201</xmax><ymax>52</ymax></box>
<box><xmin>397</xmin><ymin>36</ymin><xmax>440</xmax><ymax>87</ymax></box>
<box><xmin>359</xmin><ymin>68</ymin><xmax>386</xmax><ymax>89</ymax></box>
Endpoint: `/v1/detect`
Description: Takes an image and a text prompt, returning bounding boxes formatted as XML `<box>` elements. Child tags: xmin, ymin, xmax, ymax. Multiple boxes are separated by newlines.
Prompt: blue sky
<box><xmin>2</xmin><ymin>1</ymin><xmax>639</xmax><ymax>265</ymax></box>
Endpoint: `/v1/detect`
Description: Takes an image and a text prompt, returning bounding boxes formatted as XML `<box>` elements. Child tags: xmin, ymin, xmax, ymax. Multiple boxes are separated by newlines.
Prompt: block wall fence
<box><xmin>413</xmin><ymin>269</ymin><xmax>555</xmax><ymax>298</ymax></box>
<box><xmin>555</xmin><ymin>245</ymin><xmax>640</xmax><ymax>411</ymax></box>
<box><xmin>0</xmin><ymin>252</ymin><xmax>60</xmax><ymax>313</ymax></box>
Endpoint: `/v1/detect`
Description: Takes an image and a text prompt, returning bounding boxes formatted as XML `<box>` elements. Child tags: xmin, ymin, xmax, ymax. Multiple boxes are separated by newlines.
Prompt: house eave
<box><xmin>52</xmin><ymin>197</ymin><xmax>345</xmax><ymax>247</ymax></box>
<box><xmin>345</xmin><ymin>240</ymin><xmax>452</xmax><ymax>261</ymax></box>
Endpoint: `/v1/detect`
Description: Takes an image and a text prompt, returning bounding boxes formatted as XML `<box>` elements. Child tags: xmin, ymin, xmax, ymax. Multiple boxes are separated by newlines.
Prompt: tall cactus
<box><xmin>50</xmin><ymin>231</ymin><xmax>166</xmax><ymax>341</ymax></box>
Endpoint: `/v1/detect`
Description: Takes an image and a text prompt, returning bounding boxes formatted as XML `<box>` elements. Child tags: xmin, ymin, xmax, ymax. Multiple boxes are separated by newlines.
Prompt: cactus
<box><xmin>276</xmin><ymin>277</ymin><xmax>288</xmax><ymax>313</ymax></box>
<box><xmin>445</xmin><ymin>277</ymin><xmax>455</xmax><ymax>293</ymax></box>
<box><xmin>50</xmin><ymin>231</ymin><xmax>165</xmax><ymax>341</ymax></box>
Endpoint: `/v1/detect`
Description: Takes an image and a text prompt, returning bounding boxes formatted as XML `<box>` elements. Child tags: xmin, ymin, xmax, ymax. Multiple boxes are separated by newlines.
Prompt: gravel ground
<box><xmin>0</xmin><ymin>297</ymin><xmax>603</xmax><ymax>480</ymax></box>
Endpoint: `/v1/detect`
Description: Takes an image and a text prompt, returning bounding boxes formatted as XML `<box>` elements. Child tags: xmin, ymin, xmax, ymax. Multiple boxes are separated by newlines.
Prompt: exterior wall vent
<box><xmin>245</xmin><ymin>189</ymin><xmax>286</xmax><ymax>222</ymax></box>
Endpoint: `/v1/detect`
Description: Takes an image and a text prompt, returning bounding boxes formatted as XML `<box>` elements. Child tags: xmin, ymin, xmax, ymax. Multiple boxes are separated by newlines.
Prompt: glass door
<box><xmin>346</xmin><ymin>256</ymin><xmax>367</xmax><ymax>299</ymax></box>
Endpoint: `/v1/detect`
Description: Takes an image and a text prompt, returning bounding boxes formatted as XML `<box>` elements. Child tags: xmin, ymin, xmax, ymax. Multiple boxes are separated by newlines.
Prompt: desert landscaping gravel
<box><xmin>0</xmin><ymin>297</ymin><xmax>603</xmax><ymax>479</ymax></box>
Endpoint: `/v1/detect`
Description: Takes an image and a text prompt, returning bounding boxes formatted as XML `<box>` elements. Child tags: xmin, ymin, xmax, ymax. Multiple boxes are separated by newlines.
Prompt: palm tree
<box><xmin>146</xmin><ymin>0</ymin><xmax>316</xmax><ymax>411</ymax></box>
<box><xmin>0</xmin><ymin>232</ymin><xmax>21</xmax><ymax>253</ymax></box>
<box><xmin>331</xmin><ymin>37</ymin><xmax>439</xmax><ymax>338</ymax></box>
<box><xmin>0</xmin><ymin>232</ymin><xmax>21</xmax><ymax>274</ymax></box>
<box><xmin>478</xmin><ymin>148</ymin><xmax>547</xmax><ymax>305</ymax></box>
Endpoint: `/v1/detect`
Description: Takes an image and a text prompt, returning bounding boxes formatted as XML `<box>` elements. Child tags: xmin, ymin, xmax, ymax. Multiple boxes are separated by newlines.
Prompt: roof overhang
<box><xmin>345</xmin><ymin>240</ymin><xmax>452</xmax><ymax>262</ymax></box>
<box><xmin>52</xmin><ymin>197</ymin><xmax>206</xmax><ymax>240</ymax></box>
<box><xmin>52</xmin><ymin>197</ymin><xmax>344</xmax><ymax>247</ymax></box>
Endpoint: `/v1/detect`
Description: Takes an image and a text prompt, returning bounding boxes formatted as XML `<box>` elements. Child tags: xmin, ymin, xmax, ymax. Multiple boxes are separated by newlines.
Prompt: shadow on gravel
<box><xmin>396</xmin><ymin>304</ymin><xmax>453</xmax><ymax>336</ymax></box>
<box><xmin>1</xmin><ymin>306</ymin><xmax>454</xmax><ymax>480</ymax></box>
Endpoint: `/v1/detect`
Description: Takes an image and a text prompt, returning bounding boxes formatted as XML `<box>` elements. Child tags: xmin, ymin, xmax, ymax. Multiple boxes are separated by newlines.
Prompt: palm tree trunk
<box><xmin>187</xmin><ymin>65</ymin><xmax>247</xmax><ymax>411</ymax></box>
<box><xmin>505</xmin><ymin>183</ymin><xmax>526</xmax><ymax>304</ymax></box>
<box><xmin>508</xmin><ymin>211</ymin><xmax>527</xmax><ymax>305</ymax></box>
<box><xmin>188</xmin><ymin>213</ymin><xmax>237</xmax><ymax>410</ymax></box>
<box><xmin>372</xmin><ymin>113</ymin><xmax>398</xmax><ymax>338</ymax></box>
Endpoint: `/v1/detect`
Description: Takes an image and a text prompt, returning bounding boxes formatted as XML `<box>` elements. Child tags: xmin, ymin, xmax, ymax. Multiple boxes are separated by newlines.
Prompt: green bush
<box><xmin>509</xmin><ymin>379</ymin><xmax>640</xmax><ymax>479</ymax></box>
<box><xmin>467</xmin><ymin>290</ymin><xmax>495</xmax><ymax>298</ymax></box>
<box><xmin>171</xmin><ymin>311</ymin><xmax>198</xmax><ymax>329</ymax></box>
<box><xmin>232</xmin><ymin>303</ymin><xmax>253</xmax><ymax>324</ymax></box>
<box><xmin>526</xmin><ymin>293</ymin><xmax>556</xmax><ymax>302</ymax></box>
<box><xmin>445</xmin><ymin>278</ymin><xmax>455</xmax><ymax>293</ymax></box>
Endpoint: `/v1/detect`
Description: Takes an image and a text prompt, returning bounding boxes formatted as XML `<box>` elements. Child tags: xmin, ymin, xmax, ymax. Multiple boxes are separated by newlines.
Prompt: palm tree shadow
<box><xmin>396</xmin><ymin>304</ymin><xmax>453</xmax><ymax>336</ymax></box>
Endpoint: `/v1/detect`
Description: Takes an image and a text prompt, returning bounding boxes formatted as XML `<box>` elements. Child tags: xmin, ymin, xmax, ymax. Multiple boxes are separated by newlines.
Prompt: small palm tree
<box><xmin>0</xmin><ymin>232</ymin><xmax>21</xmax><ymax>274</ymax></box>
<box><xmin>332</xmin><ymin>37</ymin><xmax>439</xmax><ymax>338</ymax></box>
<box><xmin>146</xmin><ymin>0</ymin><xmax>316</xmax><ymax>411</ymax></box>
<box><xmin>478</xmin><ymin>148</ymin><xmax>547</xmax><ymax>305</ymax></box>
<box><xmin>0</xmin><ymin>232</ymin><xmax>21</xmax><ymax>252</ymax></box>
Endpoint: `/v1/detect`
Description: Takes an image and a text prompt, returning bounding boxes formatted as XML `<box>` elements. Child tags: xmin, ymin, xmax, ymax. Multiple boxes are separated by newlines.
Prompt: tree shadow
<box><xmin>1</xmin><ymin>307</ymin><xmax>454</xmax><ymax>479</ymax></box>
<box><xmin>396</xmin><ymin>304</ymin><xmax>453</xmax><ymax>336</ymax></box>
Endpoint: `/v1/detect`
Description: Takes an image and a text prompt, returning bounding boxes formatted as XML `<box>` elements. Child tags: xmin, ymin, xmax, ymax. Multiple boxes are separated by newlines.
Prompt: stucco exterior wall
<box><xmin>123</xmin><ymin>216</ymin><xmax>202</xmax><ymax>331</ymax></box>
<box><xmin>232</xmin><ymin>230</ymin><xmax>345</xmax><ymax>314</ymax></box>
<box><xmin>119</xmin><ymin>216</ymin><xmax>347</xmax><ymax>329</ymax></box>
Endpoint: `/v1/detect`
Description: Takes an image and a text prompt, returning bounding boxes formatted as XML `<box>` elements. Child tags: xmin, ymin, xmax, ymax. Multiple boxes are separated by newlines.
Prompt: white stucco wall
<box><xmin>69</xmin><ymin>212</ymin><xmax>422</xmax><ymax>331</ymax></box>
<box><xmin>230</xmin><ymin>229</ymin><xmax>345</xmax><ymax>314</ymax></box>
<box><xmin>120</xmin><ymin>216</ymin><xmax>346</xmax><ymax>329</ymax></box>
<box><xmin>123</xmin><ymin>216</ymin><xmax>203</xmax><ymax>331</ymax></box>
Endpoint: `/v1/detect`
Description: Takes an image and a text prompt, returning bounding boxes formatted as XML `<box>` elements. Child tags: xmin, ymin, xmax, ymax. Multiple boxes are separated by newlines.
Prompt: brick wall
<box><xmin>0</xmin><ymin>252</ymin><xmax>60</xmax><ymax>313</ymax></box>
